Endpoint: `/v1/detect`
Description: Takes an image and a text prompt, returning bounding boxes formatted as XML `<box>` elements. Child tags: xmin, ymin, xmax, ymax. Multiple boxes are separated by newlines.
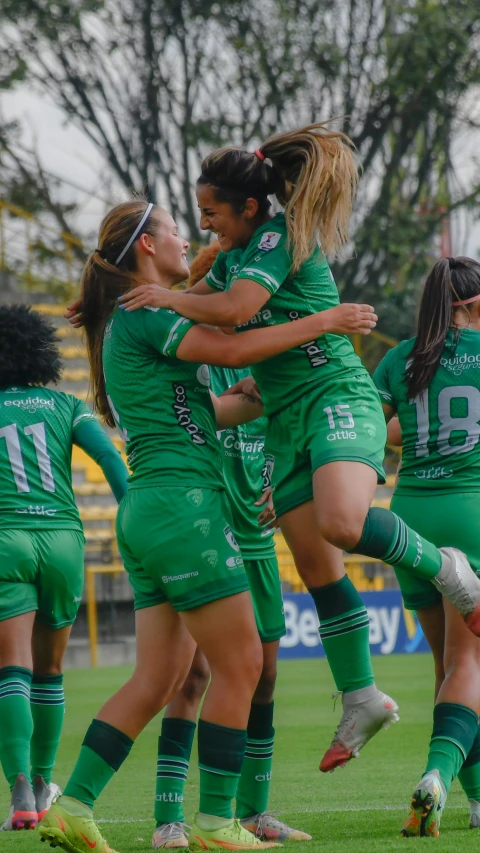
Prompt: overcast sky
<box><xmin>3</xmin><ymin>87</ymin><xmax>480</xmax><ymax>257</ymax></box>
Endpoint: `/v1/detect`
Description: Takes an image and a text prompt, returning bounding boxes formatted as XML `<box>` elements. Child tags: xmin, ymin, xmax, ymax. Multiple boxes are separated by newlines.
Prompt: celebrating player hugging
<box><xmin>2</xmin><ymin>120</ymin><xmax>480</xmax><ymax>852</ymax></box>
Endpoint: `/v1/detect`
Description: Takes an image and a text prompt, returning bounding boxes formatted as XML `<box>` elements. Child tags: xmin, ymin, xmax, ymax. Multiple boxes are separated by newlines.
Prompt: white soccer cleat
<box><xmin>1</xmin><ymin>773</ymin><xmax>37</xmax><ymax>830</ymax></box>
<box><xmin>433</xmin><ymin>548</ymin><xmax>480</xmax><ymax>636</ymax></box>
<box><xmin>33</xmin><ymin>776</ymin><xmax>62</xmax><ymax>821</ymax></box>
<box><xmin>320</xmin><ymin>686</ymin><xmax>399</xmax><ymax>772</ymax></box>
<box><xmin>152</xmin><ymin>822</ymin><xmax>189</xmax><ymax>849</ymax></box>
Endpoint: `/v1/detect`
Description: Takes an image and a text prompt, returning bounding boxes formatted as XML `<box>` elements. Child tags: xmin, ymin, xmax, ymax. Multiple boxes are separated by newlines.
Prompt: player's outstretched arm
<box><xmin>176</xmin><ymin>302</ymin><xmax>377</xmax><ymax>369</ymax></box>
<box><xmin>73</xmin><ymin>417</ymin><xmax>129</xmax><ymax>503</ymax></box>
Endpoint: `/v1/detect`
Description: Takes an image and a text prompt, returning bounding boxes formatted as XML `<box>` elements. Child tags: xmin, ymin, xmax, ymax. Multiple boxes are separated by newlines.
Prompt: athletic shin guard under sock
<box><xmin>426</xmin><ymin>702</ymin><xmax>479</xmax><ymax>794</ymax></box>
<box><xmin>353</xmin><ymin>507</ymin><xmax>441</xmax><ymax>580</ymax></box>
<box><xmin>309</xmin><ymin>576</ymin><xmax>374</xmax><ymax>692</ymax></box>
<box><xmin>30</xmin><ymin>673</ymin><xmax>65</xmax><ymax>784</ymax></box>
<box><xmin>155</xmin><ymin>717</ymin><xmax>196</xmax><ymax>826</ymax></box>
<box><xmin>0</xmin><ymin>667</ymin><xmax>33</xmax><ymax>790</ymax></box>
<box><xmin>198</xmin><ymin>719</ymin><xmax>246</xmax><ymax>820</ymax></box>
<box><xmin>236</xmin><ymin>702</ymin><xmax>274</xmax><ymax>819</ymax></box>
<box><xmin>64</xmin><ymin>719</ymin><xmax>133</xmax><ymax>809</ymax></box>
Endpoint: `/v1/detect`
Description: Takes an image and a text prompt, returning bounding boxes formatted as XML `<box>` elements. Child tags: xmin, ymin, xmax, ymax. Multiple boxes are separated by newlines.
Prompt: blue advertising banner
<box><xmin>278</xmin><ymin>590</ymin><xmax>430</xmax><ymax>659</ymax></box>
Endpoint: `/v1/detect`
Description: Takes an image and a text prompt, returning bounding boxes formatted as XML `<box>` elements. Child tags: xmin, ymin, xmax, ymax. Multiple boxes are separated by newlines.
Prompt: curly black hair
<box><xmin>0</xmin><ymin>304</ymin><xmax>63</xmax><ymax>390</ymax></box>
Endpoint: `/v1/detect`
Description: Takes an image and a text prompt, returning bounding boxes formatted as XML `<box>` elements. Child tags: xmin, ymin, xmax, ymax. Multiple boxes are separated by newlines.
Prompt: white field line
<box><xmin>96</xmin><ymin>803</ymin><xmax>470</xmax><ymax>824</ymax></box>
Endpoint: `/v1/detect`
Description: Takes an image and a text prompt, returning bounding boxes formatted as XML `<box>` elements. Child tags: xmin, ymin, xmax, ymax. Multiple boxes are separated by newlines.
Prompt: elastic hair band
<box><xmin>254</xmin><ymin>149</ymin><xmax>265</xmax><ymax>161</ymax></box>
<box><xmin>115</xmin><ymin>202</ymin><xmax>154</xmax><ymax>265</ymax></box>
<box><xmin>447</xmin><ymin>256</ymin><xmax>457</xmax><ymax>270</ymax></box>
<box><xmin>452</xmin><ymin>293</ymin><xmax>480</xmax><ymax>307</ymax></box>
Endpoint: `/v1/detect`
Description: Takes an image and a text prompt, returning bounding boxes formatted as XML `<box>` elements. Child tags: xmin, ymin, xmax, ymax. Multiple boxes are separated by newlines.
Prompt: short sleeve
<box><xmin>205</xmin><ymin>252</ymin><xmax>228</xmax><ymax>291</ymax></box>
<box><xmin>373</xmin><ymin>350</ymin><xmax>396</xmax><ymax>407</ymax></box>
<box><xmin>71</xmin><ymin>398</ymin><xmax>97</xmax><ymax>434</ymax></box>
<box><xmin>236</xmin><ymin>228</ymin><xmax>291</xmax><ymax>295</ymax></box>
<box><xmin>141</xmin><ymin>308</ymin><xmax>195</xmax><ymax>358</ymax></box>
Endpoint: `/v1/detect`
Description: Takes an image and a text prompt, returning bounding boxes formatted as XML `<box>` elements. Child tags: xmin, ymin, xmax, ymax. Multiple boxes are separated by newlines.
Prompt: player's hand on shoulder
<box><xmin>118</xmin><ymin>283</ymin><xmax>172</xmax><ymax>312</ymax></box>
<box><xmin>327</xmin><ymin>303</ymin><xmax>378</xmax><ymax>336</ymax></box>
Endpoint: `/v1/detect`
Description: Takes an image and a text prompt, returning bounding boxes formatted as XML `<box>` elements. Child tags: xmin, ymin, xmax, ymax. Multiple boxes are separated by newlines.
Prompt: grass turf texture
<box><xmin>1</xmin><ymin>655</ymin><xmax>478</xmax><ymax>853</ymax></box>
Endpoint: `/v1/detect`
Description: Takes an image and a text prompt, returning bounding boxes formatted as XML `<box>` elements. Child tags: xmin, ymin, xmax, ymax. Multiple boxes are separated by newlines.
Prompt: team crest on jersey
<box><xmin>364</xmin><ymin>423</ymin><xmax>377</xmax><ymax>438</ymax></box>
<box><xmin>202</xmin><ymin>549</ymin><xmax>218</xmax><ymax>567</ymax></box>
<box><xmin>187</xmin><ymin>488</ymin><xmax>204</xmax><ymax>507</ymax></box>
<box><xmin>258</xmin><ymin>232</ymin><xmax>281</xmax><ymax>252</ymax></box>
<box><xmin>196</xmin><ymin>365</ymin><xmax>210</xmax><ymax>387</ymax></box>
<box><xmin>194</xmin><ymin>518</ymin><xmax>211</xmax><ymax>537</ymax></box>
<box><xmin>223</xmin><ymin>525</ymin><xmax>240</xmax><ymax>552</ymax></box>
<box><xmin>262</xmin><ymin>454</ymin><xmax>275</xmax><ymax>491</ymax></box>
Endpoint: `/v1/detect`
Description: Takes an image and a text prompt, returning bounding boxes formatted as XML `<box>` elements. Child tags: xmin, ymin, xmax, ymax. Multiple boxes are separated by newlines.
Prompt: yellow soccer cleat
<box><xmin>188</xmin><ymin>817</ymin><xmax>282</xmax><ymax>851</ymax></box>
<box><xmin>39</xmin><ymin>797</ymin><xmax>119</xmax><ymax>853</ymax></box>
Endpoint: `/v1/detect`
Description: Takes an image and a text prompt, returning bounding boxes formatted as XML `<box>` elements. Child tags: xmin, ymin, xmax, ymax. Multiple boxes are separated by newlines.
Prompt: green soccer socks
<box><xmin>309</xmin><ymin>576</ymin><xmax>374</xmax><ymax>693</ymax></box>
<box><xmin>198</xmin><ymin>719</ymin><xmax>246</xmax><ymax>821</ymax></box>
<box><xmin>0</xmin><ymin>667</ymin><xmax>33</xmax><ymax>790</ymax></box>
<box><xmin>64</xmin><ymin>719</ymin><xmax>133</xmax><ymax>809</ymax></box>
<box><xmin>30</xmin><ymin>673</ymin><xmax>65</xmax><ymax>784</ymax></box>
<box><xmin>155</xmin><ymin>717</ymin><xmax>196</xmax><ymax>826</ymax></box>
<box><xmin>236</xmin><ymin>702</ymin><xmax>274</xmax><ymax>820</ymax></box>
<box><xmin>353</xmin><ymin>507</ymin><xmax>441</xmax><ymax>580</ymax></box>
<box><xmin>426</xmin><ymin>703</ymin><xmax>479</xmax><ymax>794</ymax></box>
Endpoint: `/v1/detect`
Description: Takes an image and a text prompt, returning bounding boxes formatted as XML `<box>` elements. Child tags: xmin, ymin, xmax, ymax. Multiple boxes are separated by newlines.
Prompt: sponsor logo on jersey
<box><xmin>196</xmin><ymin>364</ymin><xmax>211</xmax><ymax>387</ymax></box>
<box><xmin>15</xmin><ymin>505</ymin><xmax>57</xmax><ymax>516</ymax></box>
<box><xmin>440</xmin><ymin>353</ymin><xmax>480</xmax><ymax>376</ymax></box>
<box><xmin>172</xmin><ymin>383</ymin><xmax>206</xmax><ymax>445</ymax></box>
<box><xmin>226</xmin><ymin>555</ymin><xmax>244</xmax><ymax>568</ymax></box>
<box><xmin>224</xmin><ymin>524</ymin><xmax>240</xmax><ymax>552</ymax></box>
<box><xmin>186</xmin><ymin>488</ymin><xmax>204</xmax><ymax>507</ymax></box>
<box><xmin>255</xmin><ymin>772</ymin><xmax>272</xmax><ymax>782</ymax></box>
<box><xmin>162</xmin><ymin>571</ymin><xmax>199</xmax><ymax>584</ymax></box>
<box><xmin>155</xmin><ymin>793</ymin><xmax>184</xmax><ymax>803</ymax></box>
<box><xmin>3</xmin><ymin>397</ymin><xmax>55</xmax><ymax>414</ymax></box>
<box><xmin>363</xmin><ymin>422</ymin><xmax>377</xmax><ymax>438</ymax></box>
<box><xmin>202</xmin><ymin>549</ymin><xmax>218</xmax><ymax>567</ymax></box>
<box><xmin>258</xmin><ymin>231</ymin><xmax>282</xmax><ymax>251</ymax></box>
<box><xmin>239</xmin><ymin>308</ymin><xmax>273</xmax><ymax>329</ymax></box>
<box><xmin>285</xmin><ymin>311</ymin><xmax>329</xmax><ymax>368</ymax></box>
<box><xmin>229</xmin><ymin>263</ymin><xmax>240</xmax><ymax>275</ymax></box>
<box><xmin>414</xmin><ymin>465</ymin><xmax>453</xmax><ymax>480</ymax></box>
<box><xmin>262</xmin><ymin>454</ymin><xmax>274</xmax><ymax>491</ymax></box>
<box><xmin>223</xmin><ymin>433</ymin><xmax>264</xmax><ymax>454</ymax></box>
<box><xmin>327</xmin><ymin>429</ymin><xmax>357</xmax><ymax>442</ymax></box>
<box><xmin>194</xmin><ymin>518</ymin><xmax>211</xmax><ymax>537</ymax></box>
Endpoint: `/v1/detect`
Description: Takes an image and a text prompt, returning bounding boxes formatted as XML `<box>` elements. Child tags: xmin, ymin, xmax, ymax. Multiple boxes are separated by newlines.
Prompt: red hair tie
<box><xmin>452</xmin><ymin>293</ymin><xmax>480</xmax><ymax>307</ymax></box>
<box><xmin>254</xmin><ymin>149</ymin><xmax>265</xmax><ymax>161</ymax></box>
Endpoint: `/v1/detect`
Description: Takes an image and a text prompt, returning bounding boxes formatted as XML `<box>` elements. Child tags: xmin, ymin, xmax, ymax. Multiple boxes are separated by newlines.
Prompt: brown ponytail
<box><xmin>80</xmin><ymin>201</ymin><xmax>158</xmax><ymax>426</ymax></box>
<box><xmin>406</xmin><ymin>256</ymin><xmax>480</xmax><ymax>399</ymax></box>
<box><xmin>198</xmin><ymin>121</ymin><xmax>358</xmax><ymax>271</ymax></box>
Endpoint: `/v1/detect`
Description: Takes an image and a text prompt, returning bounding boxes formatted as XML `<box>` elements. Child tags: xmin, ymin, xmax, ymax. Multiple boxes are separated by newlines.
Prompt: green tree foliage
<box><xmin>1</xmin><ymin>0</ymin><xmax>480</xmax><ymax>334</ymax></box>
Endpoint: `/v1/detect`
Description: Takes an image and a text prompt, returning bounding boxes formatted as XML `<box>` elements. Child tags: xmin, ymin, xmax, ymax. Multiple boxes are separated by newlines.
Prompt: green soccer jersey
<box><xmin>102</xmin><ymin>306</ymin><xmax>224</xmax><ymax>489</ymax></box>
<box><xmin>373</xmin><ymin>329</ymin><xmax>480</xmax><ymax>494</ymax></box>
<box><xmin>0</xmin><ymin>386</ymin><xmax>96</xmax><ymax>529</ymax></box>
<box><xmin>210</xmin><ymin>366</ymin><xmax>275</xmax><ymax>559</ymax></box>
<box><xmin>205</xmin><ymin>212</ymin><xmax>365</xmax><ymax>416</ymax></box>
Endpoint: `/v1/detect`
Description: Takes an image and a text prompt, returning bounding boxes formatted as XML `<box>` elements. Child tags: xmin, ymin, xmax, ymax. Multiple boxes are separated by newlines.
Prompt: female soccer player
<box><xmin>152</xmin><ymin>243</ymin><xmax>310</xmax><ymax>849</ymax></box>
<box><xmin>0</xmin><ymin>305</ymin><xmax>128</xmax><ymax>831</ymax></box>
<box><xmin>40</xmin><ymin>200</ymin><xmax>378</xmax><ymax>853</ymax></box>
<box><xmin>119</xmin><ymin>123</ymin><xmax>480</xmax><ymax>773</ymax></box>
<box><xmin>374</xmin><ymin>256</ymin><xmax>480</xmax><ymax>837</ymax></box>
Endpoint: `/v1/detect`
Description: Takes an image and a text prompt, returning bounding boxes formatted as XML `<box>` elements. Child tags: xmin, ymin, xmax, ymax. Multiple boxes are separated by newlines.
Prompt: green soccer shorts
<box><xmin>0</xmin><ymin>529</ymin><xmax>85</xmax><ymax>628</ymax></box>
<box><xmin>391</xmin><ymin>491</ymin><xmax>480</xmax><ymax>611</ymax></box>
<box><xmin>116</xmin><ymin>486</ymin><xmax>250</xmax><ymax>611</ymax></box>
<box><xmin>265</xmin><ymin>372</ymin><xmax>387</xmax><ymax>518</ymax></box>
<box><xmin>244</xmin><ymin>556</ymin><xmax>286</xmax><ymax>643</ymax></box>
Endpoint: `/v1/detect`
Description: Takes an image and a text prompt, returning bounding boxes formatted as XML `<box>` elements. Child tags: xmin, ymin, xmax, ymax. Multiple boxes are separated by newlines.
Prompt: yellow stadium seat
<box><xmin>62</xmin><ymin>368</ymin><xmax>90</xmax><ymax>381</ymax></box>
<box><xmin>59</xmin><ymin>345</ymin><xmax>88</xmax><ymax>359</ymax></box>
<box><xmin>31</xmin><ymin>303</ymin><xmax>68</xmax><ymax>317</ymax></box>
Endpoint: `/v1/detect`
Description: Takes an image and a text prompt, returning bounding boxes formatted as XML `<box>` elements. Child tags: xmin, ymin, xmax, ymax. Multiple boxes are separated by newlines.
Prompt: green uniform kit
<box><xmin>374</xmin><ymin>329</ymin><xmax>480</xmax><ymax>609</ymax></box>
<box><xmin>103</xmin><ymin>307</ymin><xmax>249</xmax><ymax>611</ymax></box>
<box><xmin>210</xmin><ymin>366</ymin><xmax>285</xmax><ymax>642</ymax></box>
<box><xmin>0</xmin><ymin>387</ymin><xmax>127</xmax><ymax>626</ymax></box>
<box><xmin>206</xmin><ymin>213</ymin><xmax>386</xmax><ymax>516</ymax></box>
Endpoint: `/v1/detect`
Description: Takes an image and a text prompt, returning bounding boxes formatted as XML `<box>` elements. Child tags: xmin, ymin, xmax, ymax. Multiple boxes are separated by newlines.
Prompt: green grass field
<box><xmin>1</xmin><ymin>654</ymin><xmax>478</xmax><ymax>853</ymax></box>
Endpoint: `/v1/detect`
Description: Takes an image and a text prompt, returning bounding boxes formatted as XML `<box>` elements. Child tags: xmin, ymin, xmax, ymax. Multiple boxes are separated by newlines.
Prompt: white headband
<box><xmin>115</xmin><ymin>202</ymin><xmax>154</xmax><ymax>265</ymax></box>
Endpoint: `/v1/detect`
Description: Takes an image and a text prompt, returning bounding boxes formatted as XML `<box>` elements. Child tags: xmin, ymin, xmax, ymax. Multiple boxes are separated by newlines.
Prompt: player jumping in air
<box><xmin>0</xmin><ymin>306</ymin><xmax>128</xmax><ymax>831</ymax></box>
<box><xmin>151</xmin><ymin>243</ymin><xmax>310</xmax><ymax>849</ymax></box>
<box><xmin>41</xmin><ymin>201</ymin><xmax>376</xmax><ymax>853</ymax></box>
<box><xmin>119</xmin><ymin>122</ymin><xmax>480</xmax><ymax>773</ymax></box>
<box><xmin>374</xmin><ymin>257</ymin><xmax>480</xmax><ymax>837</ymax></box>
